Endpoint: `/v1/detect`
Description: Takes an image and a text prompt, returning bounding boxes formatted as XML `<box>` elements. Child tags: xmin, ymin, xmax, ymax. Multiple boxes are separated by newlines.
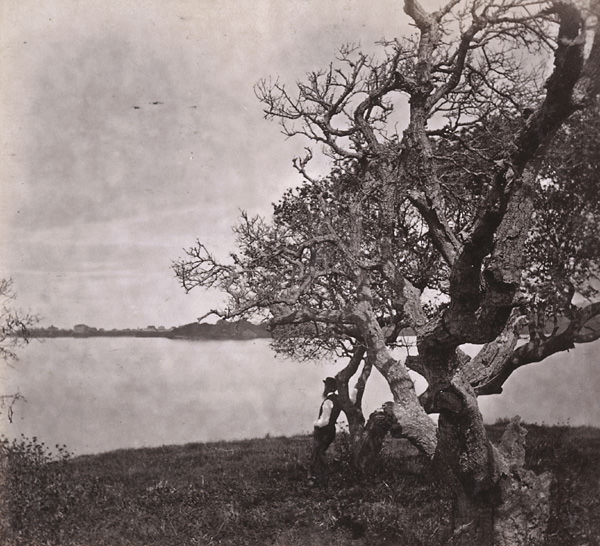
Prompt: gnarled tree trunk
<box><xmin>354</xmin><ymin>402</ymin><xmax>400</xmax><ymax>472</ymax></box>
<box><xmin>493</xmin><ymin>418</ymin><xmax>552</xmax><ymax>545</ymax></box>
<box><xmin>436</xmin><ymin>412</ymin><xmax>552</xmax><ymax>546</ymax></box>
<box><xmin>357</xmin><ymin>394</ymin><xmax>553</xmax><ymax>545</ymax></box>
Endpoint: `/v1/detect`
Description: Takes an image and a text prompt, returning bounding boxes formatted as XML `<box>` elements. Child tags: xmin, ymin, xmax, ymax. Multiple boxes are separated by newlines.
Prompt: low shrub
<box><xmin>0</xmin><ymin>434</ymin><xmax>74</xmax><ymax>545</ymax></box>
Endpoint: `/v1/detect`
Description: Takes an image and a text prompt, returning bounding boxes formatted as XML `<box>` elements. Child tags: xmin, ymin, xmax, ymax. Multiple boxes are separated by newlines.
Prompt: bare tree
<box><xmin>175</xmin><ymin>1</ymin><xmax>600</xmax><ymax>543</ymax></box>
<box><xmin>0</xmin><ymin>279</ymin><xmax>36</xmax><ymax>422</ymax></box>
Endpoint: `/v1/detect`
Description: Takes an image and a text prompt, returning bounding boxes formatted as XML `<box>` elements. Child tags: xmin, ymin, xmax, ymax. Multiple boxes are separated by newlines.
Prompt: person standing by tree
<box><xmin>308</xmin><ymin>377</ymin><xmax>342</xmax><ymax>487</ymax></box>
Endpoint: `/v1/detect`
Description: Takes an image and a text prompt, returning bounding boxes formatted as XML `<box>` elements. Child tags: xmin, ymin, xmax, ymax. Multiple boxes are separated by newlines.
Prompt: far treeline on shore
<box><xmin>25</xmin><ymin>319</ymin><xmax>271</xmax><ymax>341</ymax></box>
<box><xmin>25</xmin><ymin>314</ymin><xmax>595</xmax><ymax>342</ymax></box>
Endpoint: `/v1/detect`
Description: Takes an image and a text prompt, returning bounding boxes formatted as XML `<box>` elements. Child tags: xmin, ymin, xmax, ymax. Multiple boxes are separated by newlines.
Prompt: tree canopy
<box><xmin>175</xmin><ymin>1</ymin><xmax>600</xmax><ymax>542</ymax></box>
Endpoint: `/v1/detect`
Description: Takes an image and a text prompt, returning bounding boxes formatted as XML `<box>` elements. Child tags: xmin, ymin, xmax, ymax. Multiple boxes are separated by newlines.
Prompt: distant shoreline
<box><xmin>24</xmin><ymin>319</ymin><xmax>271</xmax><ymax>341</ymax></box>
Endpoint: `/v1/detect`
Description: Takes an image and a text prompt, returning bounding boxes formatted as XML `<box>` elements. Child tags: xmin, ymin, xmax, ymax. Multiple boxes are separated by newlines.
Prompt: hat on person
<box><xmin>323</xmin><ymin>377</ymin><xmax>338</xmax><ymax>392</ymax></box>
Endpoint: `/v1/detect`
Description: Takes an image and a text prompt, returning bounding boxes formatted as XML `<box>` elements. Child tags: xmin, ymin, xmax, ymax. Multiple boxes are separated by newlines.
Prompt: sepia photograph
<box><xmin>1</xmin><ymin>0</ymin><xmax>599</xmax><ymax>544</ymax></box>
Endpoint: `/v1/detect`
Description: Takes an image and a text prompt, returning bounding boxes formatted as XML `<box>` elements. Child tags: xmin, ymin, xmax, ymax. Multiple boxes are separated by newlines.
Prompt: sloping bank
<box><xmin>1</xmin><ymin>424</ymin><xmax>599</xmax><ymax>545</ymax></box>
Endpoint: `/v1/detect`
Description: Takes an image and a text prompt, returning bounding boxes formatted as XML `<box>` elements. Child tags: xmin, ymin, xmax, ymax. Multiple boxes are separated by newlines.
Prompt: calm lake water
<box><xmin>1</xmin><ymin>337</ymin><xmax>599</xmax><ymax>455</ymax></box>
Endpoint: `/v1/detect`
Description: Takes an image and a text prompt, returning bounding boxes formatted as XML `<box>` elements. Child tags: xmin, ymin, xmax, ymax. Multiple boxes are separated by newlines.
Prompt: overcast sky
<box><xmin>1</xmin><ymin>0</ymin><xmax>417</xmax><ymax>329</ymax></box>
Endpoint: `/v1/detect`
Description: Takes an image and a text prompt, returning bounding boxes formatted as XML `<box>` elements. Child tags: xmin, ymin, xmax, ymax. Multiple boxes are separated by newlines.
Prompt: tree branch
<box><xmin>416</xmin><ymin>2</ymin><xmax>589</xmax><ymax>355</ymax></box>
<box><xmin>475</xmin><ymin>301</ymin><xmax>600</xmax><ymax>395</ymax></box>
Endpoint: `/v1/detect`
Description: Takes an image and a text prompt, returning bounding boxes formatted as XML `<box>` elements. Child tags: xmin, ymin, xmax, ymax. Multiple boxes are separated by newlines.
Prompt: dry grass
<box><xmin>1</xmin><ymin>424</ymin><xmax>599</xmax><ymax>545</ymax></box>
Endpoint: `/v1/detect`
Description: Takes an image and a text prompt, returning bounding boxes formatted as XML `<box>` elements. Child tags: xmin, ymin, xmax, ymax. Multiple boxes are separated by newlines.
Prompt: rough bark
<box><xmin>353</xmin><ymin>279</ymin><xmax>438</xmax><ymax>458</ymax></box>
<box><xmin>355</xmin><ymin>402</ymin><xmax>399</xmax><ymax>472</ymax></box>
<box><xmin>493</xmin><ymin>417</ymin><xmax>553</xmax><ymax>546</ymax></box>
<box><xmin>431</xmin><ymin>415</ymin><xmax>552</xmax><ymax>546</ymax></box>
<box><xmin>334</xmin><ymin>345</ymin><xmax>368</xmax><ymax>440</ymax></box>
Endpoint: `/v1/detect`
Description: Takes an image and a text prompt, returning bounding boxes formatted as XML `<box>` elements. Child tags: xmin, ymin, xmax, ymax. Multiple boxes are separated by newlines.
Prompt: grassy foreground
<box><xmin>1</xmin><ymin>424</ymin><xmax>599</xmax><ymax>546</ymax></box>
